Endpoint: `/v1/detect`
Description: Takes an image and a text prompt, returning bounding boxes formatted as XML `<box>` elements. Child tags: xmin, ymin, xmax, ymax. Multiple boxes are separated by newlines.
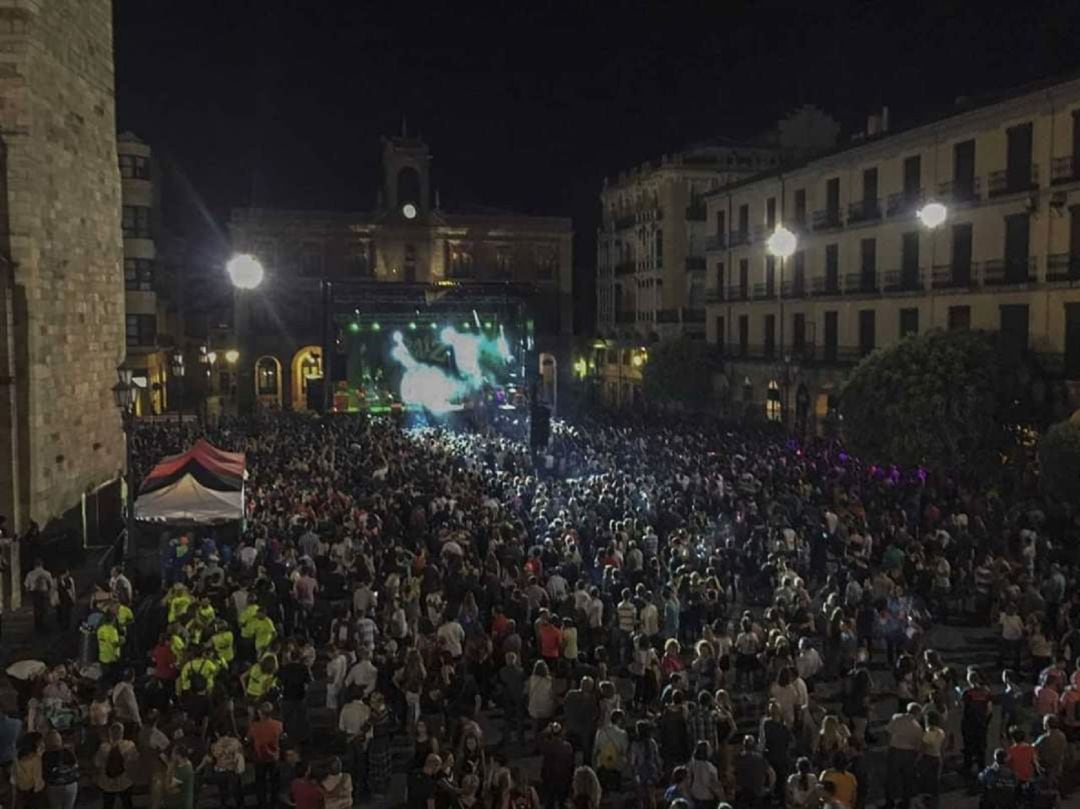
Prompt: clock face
<box><xmin>402</xmin><ymin>203</ymin><xmax>418</xmax><ymax>220</ymax></box>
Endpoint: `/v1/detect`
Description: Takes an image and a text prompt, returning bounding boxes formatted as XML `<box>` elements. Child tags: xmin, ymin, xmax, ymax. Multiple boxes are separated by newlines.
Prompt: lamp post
<box><xmin>169</xmin><ymin>349</ymin><xmax>185</xmax><ymax>424</ymax></box>
<box><xmin>226</xmin><ymin>254</ymin><xmax>265</xmax><ymax>413</ymax></box>
<box><xmin>766</xmin><ymin>225</ymin><xmax>798</xmax><ymax>427</ymax></box>
<box><xmin>112</xmin><ymin>367</ymin><xmax>137</xmax><ymax>559</ymax></box>
<box><xmin>917</xmin><ymin>202</ymin><xmax>948</xmax><ymax>328</ymax></box>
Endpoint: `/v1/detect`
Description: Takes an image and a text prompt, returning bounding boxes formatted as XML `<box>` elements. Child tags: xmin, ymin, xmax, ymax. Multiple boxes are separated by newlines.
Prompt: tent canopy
<box><xmin>136</xmin><ymin>439</ymin><xmax>245</xmax><ymax>524</ymax></box>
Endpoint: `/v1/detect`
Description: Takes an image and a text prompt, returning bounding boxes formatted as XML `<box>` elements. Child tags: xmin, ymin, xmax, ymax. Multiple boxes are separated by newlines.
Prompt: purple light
<box><xmin>838</xmin><ymin>452</ymin><xmax>849</xmax><ymax>462</ymax></box>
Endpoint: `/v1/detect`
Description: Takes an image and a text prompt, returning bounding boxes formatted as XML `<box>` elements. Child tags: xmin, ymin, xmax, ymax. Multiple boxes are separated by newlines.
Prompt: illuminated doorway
<box><xmin>255</xmin><ymin>355</ymin><xmax>283</xmax><ymax>409</ymax></box>
<box><xmin>291</xmin><ymin>346</ymin><xmax>323</xmax><ymax>410</ymax></box>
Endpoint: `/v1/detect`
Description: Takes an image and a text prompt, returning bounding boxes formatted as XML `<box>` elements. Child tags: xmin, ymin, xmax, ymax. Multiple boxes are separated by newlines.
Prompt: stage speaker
<box><xmin>306</xmin><ymin>379</ymin><xmax>325</xmax><ymax>412</ymax></box>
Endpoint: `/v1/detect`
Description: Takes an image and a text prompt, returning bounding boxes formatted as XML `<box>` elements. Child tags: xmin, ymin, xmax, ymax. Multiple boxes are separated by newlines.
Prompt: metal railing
<box><xmin>705</xmin><ymin>289</ymin><xmax>726</xmax><ymax>304</ymax></box>
<box><xmin>729</xmin><ymin>230</ymin><xmax>750</xmax><ymax>247</ymax></box>
<box><xmin>982</xmin><ymin>257</ymin><xmax>1038</xmax><ymax>286</ymax></box>
<box><xmin>886</xmin><ymin>190</ymin><xmax>923</xmax><ymax>218</ymax></box>
<box><xmin>726</xmin><ymin>285</ymin><xmax>749</xmax><ymax>301</ymax></box>
<box><xmin>721</xmin><ymin>343</ymin><xmax>863</xmax><ymax>366</ymax></box>
<box><xmin>810</xmin><ymin>276</ymin><xmax>842</xmax><ymax>296</ymax></box>
<box><xmin>1047</xmin><ymin>253</ymin><xmax>1080</xmax><ymax>282</ymax></box>
<box><xmin>753</xmin><ymin>282</ymin><xmax>777</xmax><ymax>299</ymax></box>
<box><xmin>705</xmin><ymin>234</ymin><xmax>727</xmax><ymax>250</ymax></box>
<box><xmin>781</xmin><ymin>278</ymin><xmax>808</xmax><ymax>298</ymax></box>
<box><xmin>1051</xmin><ymin>156</ymin><xmax>1079</xmax><ymax>185</ymax></box>
<box><xmin>812</xmin><ymin>209</ymin><xmax>843</xmax><ymax>230</ymax></box>
<box><xmin>882</xmin><ymin>268</ymin><xmax>925</xmax><ymax>293</ymax></box>
<box><xmin>987</xmin><ymin>164</ymin><xmax>1039</xmax><ymax>197</ymax></box>
<box><xmin>937</xmin><ymin>177</ymin><xmax>982</xmax><ymax>205</ymax></box>
<box><xmin>844</xmin><ymin>271</ymin><xmax>879</xmax><ymax>295</ymax></box>
<box><xmin>847</xmin><ymin>198</ymin><xmax>882</xmax><ymax>225</ymax></box>
<box><xmin>930</xmin><ymin>264</ymin><xmax>976</xmax><ymax>290</ymax></box>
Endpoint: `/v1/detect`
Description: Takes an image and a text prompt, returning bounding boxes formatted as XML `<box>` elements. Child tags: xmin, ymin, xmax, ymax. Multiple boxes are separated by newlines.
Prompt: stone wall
<box><xmin>0</xmin><ymin>0</ymin><xmax>124</xmax><ymax>531</ymax></box>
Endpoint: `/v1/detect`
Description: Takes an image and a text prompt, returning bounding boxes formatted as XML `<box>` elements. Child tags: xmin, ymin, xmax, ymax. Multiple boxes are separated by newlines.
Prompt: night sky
<box><xmin>115</xmin><ymin>0</ymin><xmax>1080</xmax><ymax>331</ymax></box>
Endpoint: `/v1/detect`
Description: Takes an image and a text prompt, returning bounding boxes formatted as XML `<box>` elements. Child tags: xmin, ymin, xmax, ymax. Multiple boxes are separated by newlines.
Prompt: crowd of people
<box><xmin>0</xmin><ymin>407</ymin><xmax>1078</xmax><ymax>809</ymax></box>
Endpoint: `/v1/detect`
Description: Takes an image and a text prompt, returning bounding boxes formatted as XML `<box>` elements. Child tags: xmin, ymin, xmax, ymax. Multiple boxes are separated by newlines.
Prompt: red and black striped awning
<box><xmin>139</xmin><ymin>439</ymin><xmax>245</xmax><ymax>496</ymax></box>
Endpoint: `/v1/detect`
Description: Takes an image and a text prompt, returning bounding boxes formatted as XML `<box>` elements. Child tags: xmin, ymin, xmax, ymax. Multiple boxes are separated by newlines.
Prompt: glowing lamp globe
<box><xmin>916</xmin><ymin>201</ymin><xmax>948</xmax><ymax>230</ymax></box>
<box><xmin>226</xmin><ymin>254</ymin><xmax>265</xmax><ymax>290</ymax></box>
<box><xmin>224</xmin><ymin>349</ymin><xmax>240</xmax><ymax>364</ymax></box>
<box><xmin>402</xmin><ymin>203</ymin><xmax>418</xmax><ymax>220</ymax></box>
<box><xmin>766</xmin><ymin>226</ymin><xmax>797</xmax><ymax>259</ymax></box>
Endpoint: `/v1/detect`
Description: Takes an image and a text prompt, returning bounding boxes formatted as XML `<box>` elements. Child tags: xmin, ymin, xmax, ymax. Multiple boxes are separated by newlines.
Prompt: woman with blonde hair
<box><xmin>526</xmin><ymin>660</ymin><xmax>555</xmax><ymax>739</ymax></box>
<box><xmin>813</xmin><ymin>714</ymin><xmax>851</xmax><ymax>770</ymax></box>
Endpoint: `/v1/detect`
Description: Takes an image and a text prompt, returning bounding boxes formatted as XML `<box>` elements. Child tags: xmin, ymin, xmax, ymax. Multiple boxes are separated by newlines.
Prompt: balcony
<box><xmin>753</xmin><ymin>282</ymin><xmax>777</xmax><ymax>299</ymax></box>
<box><xmin>781</xmin><ymin>278</ymin><xmax>808</xmax><ymax>298</ymax></box>
<box><xmin>615</xmin><ymin>311</ymin><xmax>637</xmax><ymax>324</ymax></box>
<box><xmin>812</xmin><ymin>209</ymin><xmax>843</xmax><ymax>230</ymax></box>
<box><xmin>982</xmin><ymin>257</ymin><xmax>1037</xmax><ymax>286</ymax></box>
<box><xmin>656</xmin><ymin>309</ymin><xmax>681</xmax><ymax>324</ymax></box>
<box><xmin>682</xmin><ymin>308</ymin><xmax>706</xmax><ymax>323</ymax></box>
<box><xmin>930</xmin><ymin>263</ymin><xmax>976</xmax><ymax>290</ymax></box>
<box><xmin>844</xmin><ymin>271</ymin><xmax>879</xmax><ymax>295</ymax></box>
<box><xmin>685</xmin><ymin>203</ymin><xmax>707</xmax><ymax>221</ymax></box>
<box><xmin>886</xmin><ymin>190</ymin><xmax>923</xmax><ymax>218</ymax></box>
<box><xmin>810</xmin><ymin>276</ymin><xmax>842</xmax><ymax>296</ymax></box>
<box><xmin>987</xmin><ymin>164</ymin><xmax>1039</xmax><ymax>197</ymax></box>
<box><xmin>1051</xmin><ymin>156</ymin><xmax>1080</xmax><ymax>185</ymax></box>
<box><xmin>728</xmin><ymin>230</ymin><xmax>750</xmax><ymax>247</ymax></box>
<box><xmin>614</xmin><ymin>262</ymin><xmax>635</xmax><ymax>276</ymax></box>
<box><xmin>882</xmin><ymin>268</ymin><xmax>925</xmax><ymax>293</ymax></box>
<box><xmin>705</xmin><ymin>234</ymin><xmax>727</xmax><ymax>251</ymax></box>
<box><xmin>726</xmin><ymin>285</ymin><xmax>749</xmax><ymax>302</ymax></box>
<box><xmin>706</xmin><ymin>289</ymin><xmax>726</xmax><ymax>304</ymax></box>
<box><xmin>612</xmin><ymin>213</ymin><xmax>636</xmax><ymax>230</ymax></box>
<box><xmin>721</xmin><ymin>343</ymin><xmax>862</xmax><ymax>366</ymax></box>
<box><xmin>847</xmin><ymin>198</ymin><xmax>882</xmax><ymax>225</ymax></box>
<box><xmin>685</xmin><ymin>256</ymin><xmax>706</xmax><ymax>272</ymax></box>
<box><xmin>1046</xmin><ymin>254</ymin><xmax>1080</xmax><ymax>283</ymax></box>
<box><xmin>937</xmin><ymin>177</ymin><xmax>982</xmax><ymax>206</ymax></box>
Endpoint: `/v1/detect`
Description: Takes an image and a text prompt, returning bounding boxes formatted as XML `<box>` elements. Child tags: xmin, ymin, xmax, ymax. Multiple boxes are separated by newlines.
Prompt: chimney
<box><xmin>866</xmin><ymin>114</ymin><xmax>881</xmax><ymax>137</ymax></box>
<box><xmin>881</xmin><ymin>106</ymin><xmax>890</xmax><ymax>133</ymax></box>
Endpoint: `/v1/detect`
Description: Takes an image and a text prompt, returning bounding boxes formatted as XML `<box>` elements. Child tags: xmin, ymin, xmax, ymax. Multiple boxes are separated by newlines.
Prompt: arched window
<box><xmin>766</xmin><ymin>380</ymin><xmax>782</xmax><ymax>421</ymax></box>
<box><xmin>397</xmin><ymin>166</ymin><xmax>421</xmax><ymax>208</ymax></box>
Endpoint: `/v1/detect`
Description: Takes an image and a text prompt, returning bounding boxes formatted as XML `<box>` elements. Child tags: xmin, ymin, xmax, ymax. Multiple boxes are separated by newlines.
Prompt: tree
<box><xmin>1038</xmin><ymin>414</ymin><xmax>1080</xmax><ymax>504</ymax></box>
<box><xmin>641</xmin><ymin>337</ymin><xmax>720</xmax><ymax>407</ymax></box>
<box><xmin>839</xmin><ymin>329</ymin><xmax>1042</xmax><ymax>472</ymax></box>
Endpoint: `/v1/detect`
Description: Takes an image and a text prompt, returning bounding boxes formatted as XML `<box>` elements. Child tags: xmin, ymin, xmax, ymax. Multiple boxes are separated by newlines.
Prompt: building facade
<box><xmin>0</xmin><ymin>0</ymin><xmax>125</xmax><ymax>532</ymax></box>
<box><xmin>230</xmin><ymin>134</ymin><xmax>573</xmax><ymax>411</ymax></box>
<box><xmin>704</xmin><ymin>76</ymin><xmax>1080</xmax><ymax>430</ymax></box>
<box><xmin>119</xmin><ymin>132</ymin><xmax>181</xmax><ymax>416</ymax></box>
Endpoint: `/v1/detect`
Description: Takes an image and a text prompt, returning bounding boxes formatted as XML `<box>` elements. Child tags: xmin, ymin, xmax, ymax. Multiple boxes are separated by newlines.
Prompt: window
<box><xmin>765</xmin><ymin>256</ymin><xmax>776</xmax><ymax>297</ymax></box>
<box><xmin>903</xmin><ymin>155</ymin><xmax>921</xmax><ymax>197</ymax></box>
<box><xmin>655</xmin><ymin>229</ymin><xmax>663</xmax><ymax>267</ymax></box>
<box><xmin>125</xmin><ymin>314</ymin><xmax>156</xmax><ymax>347</ymax></box>
<box><xmin>825</xmin><ymin>244</ymin><xmax>839</xmax><ymax>293</ymax></box>
<box><xmin>739</xmin><ymin>259</ymin><xmax>749</xmax><ymax>298</ymax></box>
<box><xmin>948</xmin><ymin>305</ymin><xmax>970</xmax><ymax>331</ymax></box>
<box><xmin>766</xmin><ymin>381</ymin><xmax>782</xmax><ymax>422</ymax></box>
<box><xmin>794</xmin><ymin>189</ymin><xmax>807</xmax><ymax>224</ymax></box>
<box><xmin>121</xmin><ymin>205</ymin><xmax>151</xmax><ymax>238</ymax></box>
<box><xmin>716</xmin><ymin>210</ymin><xmax>726</xmax><ymax>241</ymax></box>
<box><xmin>901</xmin><ymin>231</ymin><xmax>920</xmax><ymax>288</ymax></box>
<box><xmin>858</xmin><ymin>309</ymin><xmax>876</xmax><ymax>355</ymax></box>
<box><xmin>764</xmin><ymin>314</ymin><xmax>776</xmax><ymax>358</ymax></box>
<box><xmin>450</xmin><ymin>245</ymin><xmax>474</xmax><ymax>278</ymax></box>
<box><xmin>404</xmin><ymin>244</ymin><xmax>418</xmax><ymax>282</ymax></box>
<box><xmin>255</xmin><ymin>360</ymin><xmax>280</xmax><ymax>397</ymax></box>
<box><xmin>951</xmin><ymin>224</ymin><xmax>973</xmax><ymax>285</ymax></box>
<box><xmin>118</xmin><ymin>153</ymin><xmax>150</xmax><ymax>180</ymax></box>
<box><xmin>953</xmin><ymin>139</ymin><xmax>976</xmax><ymax>195</ymax></box>
<box><xmin>824</xmin><ymin>311</ymin><xmax>838</xmax><ymax>361</ymax></box>
<box><xmin>715</xmin><ymin>316</ymin><xmax>725</xmax><ymax>353</ymax></box>
<box><xmin>792</xmin><ymin>313</ymin><xmax>806</xmax><ymax>351</ymax></box>
<box><xmin>738</xmin><ymin>204</ymin><xmax>749</xmax><ymax>237</ymax></box>
<box><xmin>862</xmin><ymin>167</ymin><xmax>878</xmax><ymax>203</ymax></box>
<box><xmin>860</xmin><ymin>238</ymin><xmax>876</xmax><ymax>290</ymax></box>
<box><xmin>766</xmin><ymin>197</ymin><xmax>777</xmax><ymax>229</ymax></box>
<box><xmin>825</xmin><ymin>178</ymin><xmax>840</xmax><ymax>218</ymax></box>
<box><xmin>899</xmin><ymin>307</ymin><xmax>919</xmax><ymax>338</ymax></box>
<box><xmin>346</xmin><ymin>245</ymin><xmax>371</xmax><ymax>278</ymax></box>
<box><xmin>124</xmin><ymin>258</ymin><xmax>154</xmax><ymax>291</ymax></box>
<box><xmin>792</xmin><ymin>251</ymin><xmax>806</xmax><ymax>295</ymax></box>
<box><xmin>716</xmin><ymin>261</ymin><xmax>725</xmax><ymax>291</ymax></box>
<box><xmin>999</xmin><ymin>304</ymin><xmax>1029</xmax><ymax>356</ymax></box>
<box><xmin>738</xmin><ymin>315</ymin><xmax>749</xmax><ymax>357</ymax></box>
<box><xmin>301</xmin><ymin>243</ymin><xmax>323</xmax><ymax>276</ymax></box>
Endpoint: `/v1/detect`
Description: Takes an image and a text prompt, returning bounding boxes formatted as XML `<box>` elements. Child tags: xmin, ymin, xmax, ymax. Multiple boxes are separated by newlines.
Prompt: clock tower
<box><xmin>381</xmin><ymin>127</ymin><xmax>431</xmax><ymax>219</ymax></box>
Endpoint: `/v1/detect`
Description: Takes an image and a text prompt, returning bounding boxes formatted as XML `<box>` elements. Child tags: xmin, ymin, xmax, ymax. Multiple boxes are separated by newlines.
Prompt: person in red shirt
<box><xmin>289</xmin><ymin>760</ymin><xmax>323</xmax><ymax>809</ymax></box>
<box><xmin>246</xmin><ymin>703</ymin><xmax>284</xmax><ymax>809</ymax></box>
<box><xmin>536</xmin><ymin>613</ymin><xmax>563</xmax><ymax>671</ymax></box>
<box><xmin>150</xmin><ymin>634</ymin><xmax>178</xmax><ymax>681</ymax></box>
<box><xmin>1005</xmin><ymin>727</ymin><xmax>1037</xmax><ymax>782</ymax></box>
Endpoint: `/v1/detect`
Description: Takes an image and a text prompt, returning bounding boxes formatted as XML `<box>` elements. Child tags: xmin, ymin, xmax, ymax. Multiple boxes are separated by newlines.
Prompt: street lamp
<box><xmin>916</xmin><ymin>201</ymin><xmax>948</xmax><ymax>230</ymax></box>
<box><xmin>767</xmin><ymin>226</ymin><xmax>798</xmax><ymax>428</ymax></box>
<box><xmin>224</xmin><ymin>349</ymin><xmax>240</xmax><ymax>365</ymax></box>
<box><xmin>170</xmin><ymin>350</ymin><xmax>185</xmax><ymax>422</ymax></box>
<box><xmin>225</xmin><ymin>253</ymin><xmax>265</xmax><ymax>290</ymax></box>
<box><xmin>112</xmin><ymin>366</ymin><xmax>137</xmax><ymax>559</ymax></box>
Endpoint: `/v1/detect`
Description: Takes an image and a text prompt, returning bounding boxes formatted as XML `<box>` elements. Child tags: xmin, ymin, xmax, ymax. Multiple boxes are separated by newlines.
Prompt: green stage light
<box><xmin>430</xmin><ymin>322</ymin><xmax>438</xmax><ymax>330</ymax></box>
<box><xmin>484</xmin><ymin>321</ymin><xmax>493</xmax><ymax>329</ymax></box>
<box><xmin>409</xmin><ymin>322</ymin><xmax>417</xmax><ymax>330</ymax></box>
<box><xmin>462</xmin><ymin>322</ymin><xmax>470</xmax><ymax>329</ymax></box>
<box><xmin>348</xmin><ymin>322</ymin><xmax>360</xmax><ymax>333</ymax></box>
<box><xmin>371</xmin><ymin>322</ymin><xmax>381</xmax><ymax>332</ymax></box>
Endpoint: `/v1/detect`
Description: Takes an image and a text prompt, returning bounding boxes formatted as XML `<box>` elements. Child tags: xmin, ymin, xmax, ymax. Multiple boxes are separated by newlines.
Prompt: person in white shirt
<box><xmin>344</xmin><ymin>649</ymin><xmax>378</xmax><ymax>698</ymax></box>
<box><xmin>639</xmin><ymin>597</ymin><xmax>660</xmax><ymax>639</ymax></box>
<box><xmin>325</xmin><ymin>645</ymin><xmax>348</xmax><ymax>711</ymax></box>
<box><xmin>338</xmin><ymin>696</ymin><xmax>372</xmax><ymax>739</ymax></box>
<box><xmin>111</xmin><ymin>669</ymin><xmax>141</xmax><ymax>727</ymax></box>
<box><xmin>437</xmin><ymin>618</ymin><xmax>465</xmax><ymax>659</ymax></box>
<box><xmin>796</xmin><ymin>638</ymin><xmax>824</xmax><ymax>686</ymax></box>
<box><xmin>546</xmin><ymin>572</ymin><xmax>569</xmax><ymax>605</ymax></box>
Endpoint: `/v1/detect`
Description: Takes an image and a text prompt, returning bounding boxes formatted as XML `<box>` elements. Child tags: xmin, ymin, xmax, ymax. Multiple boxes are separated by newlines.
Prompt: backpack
<box><xmin>105</xmin><ymin>744</ymin><xmax>126</xmax><ymax>779</ymax></box>
<box><xmin>596</xmin><ymin>729</ymin><xmax>619</xmax><ymax>770</ymax></box>
<box><xmin>188</xmin><ymin>661</ymin><xmax>208</xmax><ymax>694</ymax></box>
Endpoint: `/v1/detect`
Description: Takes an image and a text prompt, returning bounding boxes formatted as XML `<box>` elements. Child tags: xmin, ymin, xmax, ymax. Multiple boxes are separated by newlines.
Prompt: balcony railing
<box><xmin>656</xmin><ymin>309</ymin><xmax>681</xmax><ymax>324</ymax></box>
<box><xmin>721</xmin><ymin>343</ymin><xmax>863</xmax><ymax>366</ymax></box>
<box><xmin>686</xmin><ymin>204</ymin><xmax>707</xmax><ymax>221</ymax></box>
<box><xmin>729</xmin><ymin>230</ymin><xmax>750</xmax><ymax>247</ymax></box>
<box><xmin>682</xmin><ymin>308</ymin><xmax>706</xmax><ymax>323</ymax></box>
<box><xmin>810</xmin><ymin>276</ymin><xmax>842</xmax><ymax>296</ymax></box>
<box><xmin>727</xmin><ymin>285</ymin><xmax>749</xmax><ymax>301</ymax></box>
<box><xmin>937</xmin><ymin>177</ymin><xmax>982</xmax><ymax>206</ymax></box>
<box><xmin>753</xmin><ymin>282</ymin><xmax>776</xmax><ymax>299</ymax></box>
<box><xmin>1051</xmin><ymin>156</ymin><xmax>1080</xmax><ymax>185</ymax></box>
<box><xmin>987</xmin><ymin>164</ymin><xmax>1039</xmax><ymax>197</ymax></box>
<box><xmin>982</xmin><ymin>257</ymin><xmax>1038</xmax><ymax>286</ymax></box>
<box><xmin>882</xmin><ymin>268</ymin><xmax>925</xmax><ymax>293</ymax></box>
<box><xmin>930</xmin><ymin>263</ymin><xmax>976</xmax><ymax>290</ymax></box>
<box><xmin>847</xmin><ymin>198</ymin><xmax>882</xmax><ymax>225</ymax></box>
<box><xmin>685</xmin><ymin>256</ymin><xmax>706</xmax><ymax>272</ymax></box>
<box><xmin>781</xmin><ymin>278</ymin><xmax>808</xmax><ymax>298</ymax></box>
<box><xmin>1046</xmin><ymin>254</ymin><xmax>1080</xmax><ymax>283</ymax></box>
<box><xmin>614</xmin><ymin>262</ymin><xmax>635</xmax><ymax>276</ymax></box>
<box><xmin>844</xmin><ymin>271</ymin><xmax>879</xmax><ymax>295</ymax></box>
<box><xmin>812</xmin><ymin>209</ymin><xmax>843</xmax><ymax>230</ymax></box>
<box><xmin>706</xmin><ymin>289</ymin><xmax>726</xmax><ymax>304</ymax></box>
<box><xmin>705</xmin><ymin>234</ymin><xmax>727</xmax><ymax>250</ymax></box>
<box><xmin>886</xmin><ymin>190</ymin><xmax>923</xmax><ymax>218</ymax></box>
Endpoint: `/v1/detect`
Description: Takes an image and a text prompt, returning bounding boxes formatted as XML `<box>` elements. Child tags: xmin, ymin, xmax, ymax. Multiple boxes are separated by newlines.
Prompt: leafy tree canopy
<box><xmin>1038</xmin><ymin>415</ymin><xmax>1080</xmax><ymax>504</ymax></box>
<box><xmin>641</xmin><ymin>337</ymin><xmax>719</xmax><ymax>405</ymax></box>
